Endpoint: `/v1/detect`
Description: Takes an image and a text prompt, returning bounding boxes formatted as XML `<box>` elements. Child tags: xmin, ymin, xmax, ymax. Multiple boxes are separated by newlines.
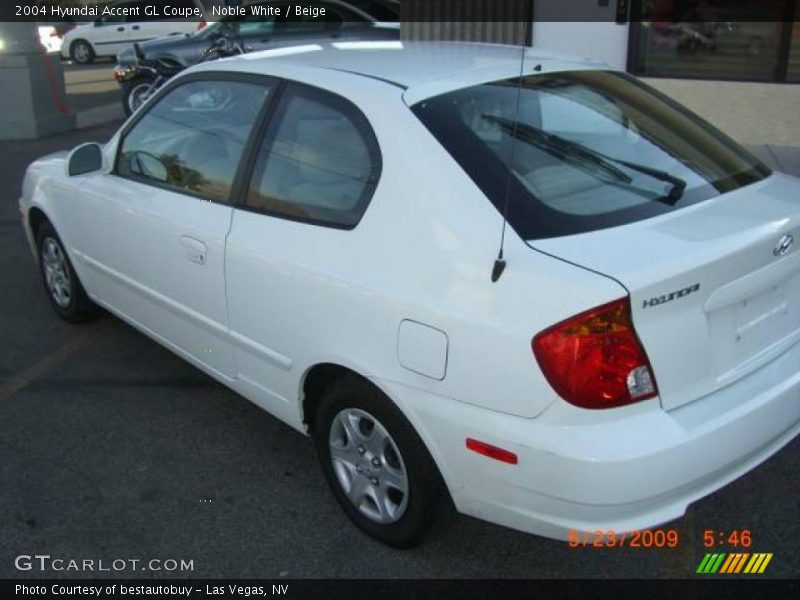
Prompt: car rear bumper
<box><xmin>376</xmin><ymin>338</ymin><xmax>800</xmax><ymax>540</ymax></box>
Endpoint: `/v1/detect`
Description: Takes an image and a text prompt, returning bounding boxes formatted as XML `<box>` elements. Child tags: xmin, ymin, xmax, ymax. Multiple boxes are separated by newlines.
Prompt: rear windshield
<box><xmin>412</xmin><ymin>70</ymin><xmax>770</xmax><ymax>239</ymax></box>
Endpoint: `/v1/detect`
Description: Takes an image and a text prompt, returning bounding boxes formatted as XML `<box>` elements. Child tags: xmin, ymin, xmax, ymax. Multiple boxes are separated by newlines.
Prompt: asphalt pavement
<box><xmin>0</xmin><ymin>119</ymin><xmax>798</xmax><ymax>579</ymax></box>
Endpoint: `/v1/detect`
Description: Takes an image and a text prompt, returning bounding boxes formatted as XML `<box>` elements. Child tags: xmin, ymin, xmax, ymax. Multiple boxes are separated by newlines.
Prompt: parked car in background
<box><xmin>61</xmin><ymin>0</ymin><xmax>207</xmax><ymax>64</ymax></box>
<box><xmin>20</xmin><ymin>43</ymin><xmax>800</xmax><ymax>547</ymax></box>
<box><xmin>114</xmin><ymin>0</ymin><xmax>399</xmax><ymax>114</ymax></box>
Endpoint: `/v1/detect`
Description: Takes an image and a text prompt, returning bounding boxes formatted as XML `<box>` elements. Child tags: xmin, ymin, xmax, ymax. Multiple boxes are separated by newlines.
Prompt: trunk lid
<box><xmin>531</xmin><ymin>173</ymin><xmax>800</xmax><ymax>411</ymax></box>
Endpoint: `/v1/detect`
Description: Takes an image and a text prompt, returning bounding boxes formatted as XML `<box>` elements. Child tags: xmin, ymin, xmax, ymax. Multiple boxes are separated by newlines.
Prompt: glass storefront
<box><xmin>788</xmin><ymin>6</ymin><xmax>800</xmax><ymax>80</ymax></box>
<box><xmin>630</xmin><ymin>0</ymin><xmax>799</xmax><ymax>82</ymax></box>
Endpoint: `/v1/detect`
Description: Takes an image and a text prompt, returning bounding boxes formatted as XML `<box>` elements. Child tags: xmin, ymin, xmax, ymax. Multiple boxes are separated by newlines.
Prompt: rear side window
<box><xmin>117</xmin><ymin>79</ymin><xmax>271</xmax><ymax>202</ymax></box>
<box><xmin>245</xmin><ymin>84</ymin><xmax>381</xmax><ymax>229</ymax></box>
<box><xmin>413</xmin><ymin>70</ymin><xmax>770</xmax><ymax>239</ymax></box>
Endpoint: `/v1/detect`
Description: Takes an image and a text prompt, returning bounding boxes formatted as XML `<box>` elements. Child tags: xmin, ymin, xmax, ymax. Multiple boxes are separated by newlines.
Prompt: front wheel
<box><xmin>313</xmin><ymin>377</ymin><xmax>453</xmax><ymax>548</ymax></box>
<box><xmin>122</xmin><ymin>76</ymin><xmax>156</xmax><ymax>116</ymax></box>
<box><xmin>36</xmin><ymin>222</ymin><xmax>99</xmax><ymax>323</ymax></box>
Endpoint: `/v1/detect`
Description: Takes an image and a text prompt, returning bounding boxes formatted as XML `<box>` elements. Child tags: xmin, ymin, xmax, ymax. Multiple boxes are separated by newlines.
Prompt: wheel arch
<box><xmin>70</xmin><ymin>38</ymin><xmax>91</xmax><ymax>49</ymax></box>
<box><xmin>299</xmin><ymin>360</ymin><xmax>456</xmax><ymax>510</ymax></box>
<box><xmin>299</xmin><ymin>361</ymin><xmax>420</xmax><ymax>438</ymax></box>
<box><xmin>28</xmin><ymin>206</ymin><xmax>51</xmax><ymax>237</ymax></box>
<box><xmin>26</xmin><ymin>206</ymin><xmax>52</xmax><ymax>261</ymax></box>
<box><xmin>301</xmin><ymin>362</ymin><xmax>374</xmax><ymax>434</ymax></box>
<box><xmin>70</xmin><ymin>38</ymin><xmax>95</xmax><ymax>59</ymax></box>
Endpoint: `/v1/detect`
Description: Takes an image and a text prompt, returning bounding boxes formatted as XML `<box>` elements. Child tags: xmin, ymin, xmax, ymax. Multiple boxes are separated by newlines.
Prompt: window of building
<box><xmin>788</xmin><ymin>7</ymin><xmax>800</xmax><ymax>81</ymax></box>
<box><xmin>629</xmin><ymin>0</ymin><xmax>797</xmax><ymax>83</ymax></box>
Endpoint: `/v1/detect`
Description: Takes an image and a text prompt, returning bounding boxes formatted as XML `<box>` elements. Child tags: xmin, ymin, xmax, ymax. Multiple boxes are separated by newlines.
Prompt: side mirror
<box><xmin>67</xmin><ymin>143</ymin><xmax>103</xmax><ymax>176</ymax></box>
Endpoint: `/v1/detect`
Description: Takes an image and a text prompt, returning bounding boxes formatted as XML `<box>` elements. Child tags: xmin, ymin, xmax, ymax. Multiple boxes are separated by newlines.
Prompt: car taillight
<box><xmin>532</xmin><ymin>297</ymin><xmax>658</xmax><ymax>409</ymax></box>
<box><xmin>197</xmin><ymin>20</ymin><xmax>207</xmax><ymax>30</ymax></box>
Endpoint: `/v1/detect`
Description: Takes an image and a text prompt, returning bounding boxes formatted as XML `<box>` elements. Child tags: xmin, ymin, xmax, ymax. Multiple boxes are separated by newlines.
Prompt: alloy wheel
<box><xmin>73</xmin><ymin>42</ymin><xmax>91</xmax><ymax>63</ymax></box>
<box><xmin>41</xmin><ymin>237</ymin><xmax>72</xmax><ymax>308</ymax></box>
<box><xmin>328</xmin><ymin>408</ymin><xmax>409</xmax><ymax>524</ymax></box>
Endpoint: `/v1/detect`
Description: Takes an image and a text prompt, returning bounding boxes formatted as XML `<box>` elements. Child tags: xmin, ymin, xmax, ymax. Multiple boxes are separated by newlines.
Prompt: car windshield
<box><xmin>413</xmin><ymin>70</ymin><xmax>770</xmax><ymax>239</ymax></box>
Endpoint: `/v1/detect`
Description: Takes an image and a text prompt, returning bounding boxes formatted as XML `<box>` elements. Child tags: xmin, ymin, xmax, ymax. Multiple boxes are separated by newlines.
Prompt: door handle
<box><xmin>117</xmin><ymin>26</ymin><xmax>125</xmax><ymax>32</ymax></box>
<box><xmin>181</xmin><ymin>236</ymin><xmax>208</xmax><ymax>265</ymax></box>
<box><xmin>132</xmin><ymin>25</ymin><xmax>140</xmax><ymax>30</ymax></box>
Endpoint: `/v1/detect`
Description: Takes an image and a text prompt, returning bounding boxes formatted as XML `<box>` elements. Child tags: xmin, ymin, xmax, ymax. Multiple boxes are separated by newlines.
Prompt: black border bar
<box><xmin>2</xmin><ymin>0</ymin><xmax>797</xmax><ymax>23</ymax></box>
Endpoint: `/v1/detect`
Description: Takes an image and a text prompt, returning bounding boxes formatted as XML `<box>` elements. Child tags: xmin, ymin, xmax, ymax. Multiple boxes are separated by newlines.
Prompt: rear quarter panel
<box><xmin>214</xmin><ymin>61</ymin><xmax>627</xmax><ymax>421</ymax></box>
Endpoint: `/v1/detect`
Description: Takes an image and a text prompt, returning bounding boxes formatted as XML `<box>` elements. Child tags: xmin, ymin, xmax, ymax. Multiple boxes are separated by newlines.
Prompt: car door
<box><xmin>60</xmin><ymin>75</ymin><xmax>275</xmax><ymax>379</ymax></box>
<box><xmin>225</xmin><ymin>82</ymin><xmax>381</xmax><ymax>419</ymax></box>
<box><xmin>128</xmin><ymin>0</ymin><xmax>198</xmax><ymax>41</ymax></box>
<box><xmin>90</xmin><ymin>5</ymin><xmax>133</xmax><ymax>56</ymax></box>
<box><xmin>124</xmin><ymin>1</ymin><xmax>163</xmax><ymax>45</ymax></box>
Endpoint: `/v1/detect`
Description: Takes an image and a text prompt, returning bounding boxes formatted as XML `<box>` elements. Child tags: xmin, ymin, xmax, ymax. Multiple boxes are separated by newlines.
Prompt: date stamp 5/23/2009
<box><xmin>566</xmin><ymin>528</ymin><xmax>756</xmax><ymax>550</ymax></box>
<box><xmin>567</xmin><ymin>528</ymin><xmax>681</xmax><ymax>549</ymax></box>
<box><xmin>566</xmin><ymin>528</ymin><xmax>773</xmax><ymax>574</ymax></box>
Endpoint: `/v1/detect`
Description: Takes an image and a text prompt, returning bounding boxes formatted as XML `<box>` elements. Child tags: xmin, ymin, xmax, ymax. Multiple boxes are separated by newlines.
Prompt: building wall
<box><xmin>400</xmin><ymin>0</ymin><xmax>530</xmax><ymax>44</ymax></box>
<box><xmin>645</xmin><ymin>78</ymin><xmax>800</xmax><ymax>146</ymax></box>
<box><xmin>401</xmin><ymin>21</ymin><xmax>528</xmax><ymax>44</ymax></box>
<box><xmin>531</xmin><ymin>21</ymin><xmax>630</xmax><ymax>68</ymax></box>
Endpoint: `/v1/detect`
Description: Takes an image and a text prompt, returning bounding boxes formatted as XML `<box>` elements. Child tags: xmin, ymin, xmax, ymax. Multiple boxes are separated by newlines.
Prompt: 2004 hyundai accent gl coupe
<box><xmin>19</xmin><ymin>42</ymin><xmax>800</xmax><ymax>547</ymax></box>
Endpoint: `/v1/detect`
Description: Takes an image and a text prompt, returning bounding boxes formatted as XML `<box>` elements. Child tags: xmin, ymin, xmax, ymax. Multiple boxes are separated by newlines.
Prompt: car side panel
<box><xmin>221</xmin><ymin>70</ymin><xmax>625</xmax><ymax>422</ymax></box>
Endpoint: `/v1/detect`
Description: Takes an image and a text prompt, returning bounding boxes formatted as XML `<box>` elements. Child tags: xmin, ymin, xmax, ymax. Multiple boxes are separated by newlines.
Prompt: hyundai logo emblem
<box><xmin>773</xmin><ymin>234</ymin><xmax>795</xmax><ymax>258</ymax></box>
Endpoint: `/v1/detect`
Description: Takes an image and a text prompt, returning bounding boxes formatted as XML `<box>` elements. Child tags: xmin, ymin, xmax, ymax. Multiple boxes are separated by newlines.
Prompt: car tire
<box><xmin>313</xmin><ymin>377</ymin><xmax>453</xmax><ymax>548</ymax></box>
<box><xmin>122</xmin><ymin>76</ymin><xmax>156</xmax><ymax>116</ymax></box>
<box><xmin>36</xmin><ymin>222</ymin><xmax>99</xmax><ymax>323</ymax></box>
<box><xmin>70</xmin><ymin>40</ymin><xmax>95</xmax><ymax>65</ymax></box>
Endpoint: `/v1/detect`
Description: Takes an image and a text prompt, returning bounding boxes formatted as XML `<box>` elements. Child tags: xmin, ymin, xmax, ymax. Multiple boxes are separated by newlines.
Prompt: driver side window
<box><xmin>117</xmin><ymin>79</ymin><xmax>272</xmax><ymax>203</ymax></box>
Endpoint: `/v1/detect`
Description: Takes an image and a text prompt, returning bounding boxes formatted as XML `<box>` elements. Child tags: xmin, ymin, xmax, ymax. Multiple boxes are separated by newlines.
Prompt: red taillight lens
<box><xmin>197</xmin><ymin>20</ymin><xmax>207</xmax><ymax>30</ymax></box>
<box><xmin>532</xmin><ymin>297</ymin><xmax>658</xmax><ymax>409</ymax></box>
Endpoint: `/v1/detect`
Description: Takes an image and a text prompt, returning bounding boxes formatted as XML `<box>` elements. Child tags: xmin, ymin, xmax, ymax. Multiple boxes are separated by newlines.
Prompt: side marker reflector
<box><xmin>466</xmin><ymin>438</ymin><xmax>518</xmax><ymax>465</ymax></box>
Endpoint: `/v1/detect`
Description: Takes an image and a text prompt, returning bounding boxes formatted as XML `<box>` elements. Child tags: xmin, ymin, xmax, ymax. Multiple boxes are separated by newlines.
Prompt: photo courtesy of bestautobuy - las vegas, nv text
<box><xmin>0</xmin><ymin>0</ymin><xmax>799</xmax><ymax>597</ymax></box>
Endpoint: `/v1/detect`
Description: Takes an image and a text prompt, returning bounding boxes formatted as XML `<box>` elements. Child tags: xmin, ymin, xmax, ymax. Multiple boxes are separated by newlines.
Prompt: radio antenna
<box><xmin>492</xmin><ymin>28</ymin><xmax>531</xmax><ymax>283</ymax></box>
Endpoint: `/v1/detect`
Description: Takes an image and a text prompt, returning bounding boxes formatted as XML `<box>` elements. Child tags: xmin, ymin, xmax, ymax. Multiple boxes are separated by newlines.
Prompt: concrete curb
<box><xmin>75</xmin><ymin>102</ymin><xmax>125</xmax><ymax>130</ymax></box>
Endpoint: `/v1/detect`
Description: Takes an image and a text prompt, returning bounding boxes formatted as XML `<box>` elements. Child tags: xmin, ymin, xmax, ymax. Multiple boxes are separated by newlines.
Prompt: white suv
<box><xmin>61</xmin><ymin>0</ymin><xmax>206</xmax><ymax>64</ymax></box>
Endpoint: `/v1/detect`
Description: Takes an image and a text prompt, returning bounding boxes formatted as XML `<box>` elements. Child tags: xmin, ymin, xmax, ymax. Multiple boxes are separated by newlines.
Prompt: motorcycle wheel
<box><xmin>122</xmin><ymin>76</ymin><xmax>157</xmax><ymax>116</ymax></box>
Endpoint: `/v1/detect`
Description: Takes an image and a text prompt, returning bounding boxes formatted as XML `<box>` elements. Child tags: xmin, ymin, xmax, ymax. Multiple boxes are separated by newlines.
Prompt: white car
<box><xmin>19</xmin><ymin>42</ymin><xmax>800</xmax><ymax>547</ymax></box>
<box><xmin>61</xmin><ymin>0</ymin><xmax>205</xmax><ymax>64</ymax></box>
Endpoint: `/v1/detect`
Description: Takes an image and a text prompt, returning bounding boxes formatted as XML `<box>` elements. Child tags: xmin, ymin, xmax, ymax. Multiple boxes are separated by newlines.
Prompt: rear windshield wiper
<box><xmin>482</xmin><ymin>114</ymin><xmax>687</xmax><ymax>204</ymax></box>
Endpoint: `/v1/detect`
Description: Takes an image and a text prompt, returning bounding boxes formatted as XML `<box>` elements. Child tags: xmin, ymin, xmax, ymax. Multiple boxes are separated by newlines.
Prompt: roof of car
<box><xmin>209</xmin><ymin>41</ymin><xmax>608</xmax><ymax>103</ymax></box>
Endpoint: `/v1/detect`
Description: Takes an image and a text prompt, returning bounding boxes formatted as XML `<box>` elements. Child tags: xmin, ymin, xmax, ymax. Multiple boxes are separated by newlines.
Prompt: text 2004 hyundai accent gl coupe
<box><xmin>20</xmin><ymin>42</ymin><xmax>800</xmax><ymax>547</ymax></box>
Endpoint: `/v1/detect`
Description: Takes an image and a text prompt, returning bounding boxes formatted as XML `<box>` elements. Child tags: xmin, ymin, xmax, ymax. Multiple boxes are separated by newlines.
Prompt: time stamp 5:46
<box><xmin>567</xmin><ymin>528</ymin><xmax>753</xmax><ymax>549</ymax></box>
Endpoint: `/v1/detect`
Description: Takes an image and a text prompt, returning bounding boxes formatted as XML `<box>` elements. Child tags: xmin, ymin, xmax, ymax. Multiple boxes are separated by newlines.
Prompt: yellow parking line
<box><xmin>0</xmin><ymin>329</ymin><xmax>94</xmax><ymax>402</ymax></box>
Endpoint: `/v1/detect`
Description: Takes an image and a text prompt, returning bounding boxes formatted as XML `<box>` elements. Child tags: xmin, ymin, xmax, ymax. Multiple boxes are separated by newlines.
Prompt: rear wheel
<box><xmin>312</xmin><ymin>377</ymin><xmax>453</xmax><ymax>548</ymax></box>
<box><xmin>70</xmin><ymin>40</ymin><xmax>94</xmax><ymax>65</ymax></box>
<box><xmin>122</xmin><ymin>76</ymin><xmax>156</xmax><ymax>116</ymax></box>
<box><xmin>36</xmin><ymin>222</ymin><xmax>98</xmax><ymax>323</ymax></box>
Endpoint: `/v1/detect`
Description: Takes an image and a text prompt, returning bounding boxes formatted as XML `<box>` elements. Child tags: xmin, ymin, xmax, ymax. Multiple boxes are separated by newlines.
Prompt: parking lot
<box><xmin>0</xmin><ymin>70</ymin><xmax>798</xmax><ymax>579</ymax></box>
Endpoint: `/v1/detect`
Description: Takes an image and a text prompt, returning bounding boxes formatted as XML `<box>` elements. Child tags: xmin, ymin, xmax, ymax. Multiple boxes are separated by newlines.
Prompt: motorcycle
<box><xmin>114</xmin><ymin>32</ymin><xmax>248</xmax><ymax>116</ymax></box>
